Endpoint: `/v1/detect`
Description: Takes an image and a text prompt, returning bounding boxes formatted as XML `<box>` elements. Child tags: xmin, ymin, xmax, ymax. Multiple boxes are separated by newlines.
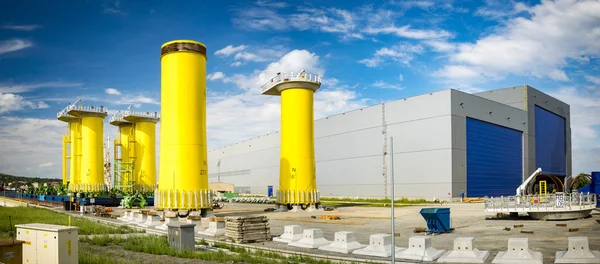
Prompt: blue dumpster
<box><xmin>420</xmin><ymin>208</ymin><xmax>453</xmax><ymax>234</ymax></box>
<box><xmin>592</xmin><ymin>171</ymin><xmax>599</xmax><ymax>208</ymax></box>
<box><xmin>267</xmin><ymin>185</ymin><xmax>274</xmax><ymax>197</ymax></box>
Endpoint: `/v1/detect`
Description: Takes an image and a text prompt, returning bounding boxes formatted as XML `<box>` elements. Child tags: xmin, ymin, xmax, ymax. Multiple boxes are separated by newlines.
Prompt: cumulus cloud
<box><xmin>1</xmin><ymin>24</ymin><xmax>41</xmax><ymax>31</ymax></box>
<box><xmin>0</xmin><ymin>92</ymin><xmax>48</xmax><ymax>114</ymax></box>
<box><xmin>0</xmin><ymin>39</ymin><xmax>33</xmax><ymax>55</ymax></box>
<box><xmin>363</xmin><ymin>25</ymin><xmax>451</xmax><ymax>39</ymax></box>
<box><xmin>359</xmin><ymin>44</ymin><xmax>424</xmax><ymax>67</ymax></box>
<box><xmin>215</xmin><ymin>45</ymin><xmax>247</xmax><ymax>56</ymax></box>
<box><xmin>437</xmin><ymin>0</ymin><xmax>600</xmax><ymax>82</ymax></box>
<box><xmin>105</xmin><ymin>88</ymin><xmax>121</xmax><ymax>95</ymax></box>
<box><xmin>38</xmin><ymin>162</ymin><xmax>53</xmax><ymax>167</ymax></box>
<box><xmin>207</xmin><ymin>72</ymin><xmax>225</xmax><ymax>81</ymax></box>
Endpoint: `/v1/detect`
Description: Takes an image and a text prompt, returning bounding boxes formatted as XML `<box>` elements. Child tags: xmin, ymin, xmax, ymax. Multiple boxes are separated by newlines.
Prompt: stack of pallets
<box><xmin>225</xmin><ymin>216</ymin><xmax>271</xmax><ymax>243</ymax></box>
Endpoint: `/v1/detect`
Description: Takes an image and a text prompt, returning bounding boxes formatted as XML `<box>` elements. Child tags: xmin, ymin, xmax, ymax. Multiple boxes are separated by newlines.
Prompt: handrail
<box><xmin>261</xmin><ymin>71</ymin><xmax>322</xmax><ymax>93</ymax></box>
<box><xmin>123</xmin><ymin>109</ymin><xmax>160</xmax><ymax>120</ymax></box>
<box><xmin>484</xmin><ymin>193</ymin><xmax>596</xmax><ymax>212</ymax></box>
<box><xmin>109</xmin><ymin>110</ymin><xmax>127</xmax><ymax>123</ymax></box>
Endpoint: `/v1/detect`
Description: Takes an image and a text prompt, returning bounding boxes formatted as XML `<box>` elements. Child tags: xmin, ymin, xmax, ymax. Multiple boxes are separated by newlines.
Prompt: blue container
<box><xmin>592</xmin><ymin>171</ymin><xmax>600</xmax><ymax>207</ymax></box>
<box><xmin>420</xmin><ymin>208</ymin><xmax>454</xmax><ymax>234</ymax></box>
<box><xmin>267</xmin><ymin>185</ymin><xmax>274</xmax><ymax>197</ymax></box>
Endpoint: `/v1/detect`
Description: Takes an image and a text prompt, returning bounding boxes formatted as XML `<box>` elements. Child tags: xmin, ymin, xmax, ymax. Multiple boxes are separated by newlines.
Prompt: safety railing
<box><xmin>123</xmin><ymin>109</ymin><xmax>160</xmax><ymax>120</ymax></box>
<box><xmin>484</xmin><ymin>193</ymin><xmax>596</xmax><ymax>212</ymax></box>
<box><xmin>109</xmin><ymin>111</ymin><xmax>127</xmax><ymax>123</ymax></box>
<box><xmin>261</xmin><ymin>72</ymin><xmax>322</xmax><ymax>93</ymax></box>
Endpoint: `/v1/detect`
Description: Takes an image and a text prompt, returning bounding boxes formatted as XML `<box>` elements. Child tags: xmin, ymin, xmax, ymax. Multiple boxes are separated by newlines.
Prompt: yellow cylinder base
<box><xmin>278</xmin><ymin>88</ymin><xmax>319</xmax><ymax>205</ymax></box>
<box><xmin>81</xmin><ymin>116</ymin><xmax>104</xmax><ymax>186</ymax></box>
<box><xmin>158</xmin><ymin>40</ymin><xmax>210</xmax><ymax>210</ymax></box>
<box><xmin>134</xmin><ymin>121</ymin><xmax>156</xmax><ymax>187</ymax></box>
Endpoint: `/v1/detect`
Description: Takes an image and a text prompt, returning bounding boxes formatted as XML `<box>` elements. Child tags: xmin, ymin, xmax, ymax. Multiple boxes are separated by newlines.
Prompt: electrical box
<box><xmin>167</xmin><ymin>222</ymin><xmax>195</xmax><ymax>251</ymax></box>
<box><xmin>15</xmin><ymin>224</ymin><xmax>78</xmax><ymax>264</ymax></box>
<box><xmin>0</xmin><ymin>239</ymin><xmax>24</xmax><ymax>264</ymax></box>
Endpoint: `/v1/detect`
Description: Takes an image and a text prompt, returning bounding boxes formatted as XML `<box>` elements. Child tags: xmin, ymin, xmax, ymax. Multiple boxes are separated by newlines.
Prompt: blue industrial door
<box><xmin>466</xmin><ymin>118</ymin><xmax>523</xmax><ymax>197</ymax></box>
<box><xmin>535</xmin><ymin>106</ymin><xmax>566</xmax><ymax>176</ymax></box>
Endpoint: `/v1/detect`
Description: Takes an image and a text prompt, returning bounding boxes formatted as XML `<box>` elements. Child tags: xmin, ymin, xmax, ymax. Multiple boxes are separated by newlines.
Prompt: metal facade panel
<box><xmin>315</xmin><ymin>127</ymin><xmax>383</xmax><ymax>160</ymax></box>
<box><xmin>466</xmin><ymin>117</ymin><xmax>523</xmax><ymax>197</ymax></box>
<box><xmin>315</xmin><ymin>105</ymin><xmax>383</xmax><ymax>137</ymax></box>
<box><xmin>534</xmin><ymin>105</ymin><xmax>566</xmax><ymax>176</ymax></box>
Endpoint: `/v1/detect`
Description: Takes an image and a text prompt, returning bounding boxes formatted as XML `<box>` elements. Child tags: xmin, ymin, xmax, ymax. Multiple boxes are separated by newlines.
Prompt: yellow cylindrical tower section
<box><xmin>69</xmin><ymin>121</ymin><xmax>81</xmax><ymax>186</ymax></box>
<box><xmin>261</xmin><ymin>71</ymin><xmax>322</xmax><ymax>208</ymax></box>
<box><xmin>119</xmin><ymin>124</ymin><xmax>132</xmax><ymax>186</ymax></box>
<box><xmin>80</xmin><ymin>116</ymin><xmax>104</xmax><ymax>188</ymax></box>
<box><xmin>134</xmin><ymin>121</ymin><xmax>156</xmax><ymax>187</ymax></box>
<box><xmin>157</xmin><ymin>40</ymin><xmax>210</xmax><ymax>210</ymax></box>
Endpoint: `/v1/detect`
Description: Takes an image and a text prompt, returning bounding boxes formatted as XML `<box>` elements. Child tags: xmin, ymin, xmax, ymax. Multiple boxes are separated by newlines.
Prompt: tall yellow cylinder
<box><xmin>158</xmin><ymin>40</ymin><xmax>210</xmax><ymax>210</ymax></box>
<box><xmin>81</xmin><ymin>116</ymin><xmax>104</xmax><ymax>187</ymax></box>
<box><xmin>118</xmin><ymin>124</ymin><xmax>132</xmax><ymax>186</ymax></box>
<box><xmin>134</xmin><ymin>121</ymin><xmax>156</xmax><ymax>187</ymax></box>
<box><xmin>69</xmin><ymin>121</ymin><xmax>81</xmax><ymax>186</ymax></box>
<box><xmin>280</xmin><ymin>88</ymin><xmax>317</xmax><ymax>193</ymax></box>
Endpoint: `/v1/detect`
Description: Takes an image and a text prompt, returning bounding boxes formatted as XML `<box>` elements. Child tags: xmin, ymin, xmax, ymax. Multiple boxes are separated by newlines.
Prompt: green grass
<box><xmin>79</xmin><ymin>244</ymin><xmax>135</xmax><ymax>264</ymax></box>
<box><xmin>83</xmin><ymin>235</ymin><xmax>345</xmax><ymax>264</ymax></box>
<box><xmin>0</xmin><ymin>206</ymin><xmax>137</xmax><ymax>238</ymax></box>
<box><xmin>320</xmin><ymin>197</ymin><xmax>430</xmax><ymax>204</ymax></box>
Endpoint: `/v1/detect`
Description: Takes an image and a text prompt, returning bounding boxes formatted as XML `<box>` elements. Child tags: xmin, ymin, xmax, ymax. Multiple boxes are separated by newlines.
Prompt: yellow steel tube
<box><xmin>280</xmin><ymin>88</ymin><xmax>317</xmax><ymax>203</ymax></box>
<box><xmin>81</xmin><ymin>116</ymin><xmax>104</xmax><ymax>186</ymax></box>
<box><xmin>69</xmin><ymin>121</ymin><xmax>81</xmax><ymax>186</ymax></box>
<box><xmin>62</xmin><ymin>135</ymin><xmax>68</xmax><ymax>185</ymax></box>
<box><xmin>119</xmin><ymin>124</ymin><xmax>132</xmax><ymax>186</ymax></box>
<box><xmin>159</xmin><ymin>40</ymin><xmax>208</xmax><ymax>209</ymax></box>
<box><xmin>134</xmin><ymin>121</ymin><xmax>156</xmax><ymax>187</ymax></box>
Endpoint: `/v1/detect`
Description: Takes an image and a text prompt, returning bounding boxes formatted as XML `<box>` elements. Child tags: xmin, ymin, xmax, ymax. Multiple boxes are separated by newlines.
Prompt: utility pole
<box><xmin>390</xmin><ymin>136</ymin><xmax>396</xmax><ymax>263</ymax></box>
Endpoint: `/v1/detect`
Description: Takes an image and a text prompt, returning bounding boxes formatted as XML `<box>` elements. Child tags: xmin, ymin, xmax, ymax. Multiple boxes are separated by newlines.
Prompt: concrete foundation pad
<box><xmin>155</xmin><ymin>217</ymin><xmax>177</xmax><ymax>231</ymax></box>
<box><xmin>117</xmin><ymin>211</ymin><xmax>131</xmax><ymax>221</ymax></box>
<box><xmin>138</xmin><ymin>215</ymin><xmax>162</xmax><ymax>228</ymax></box>
<box><xmin>289</xmin><ymin>229</ymin><xmax>330</xmax><ymax>249</ymax></box>
<box><xmin>492</xmin><ymin>238</ymin><xmax>543</xmax><ymax>264</ymax></box>
<box><xmin>318</xmin><ymin>231</ymin><xmax>365</xmax><ymax>254</ymax></box>
<box><xmin>185</xmin><ymin>219</ymin><xmax>204</xmax><ymax>233</ymax></box>
<box><xmin>306</xmin><ymin>204</ymin><xmax>323</xmax><ymax>212</ymax></box>
<box><xmin>555</xmin><ymin>237</ymin><xmax>600</xmax><ymax>263</ymax></box>
<box><xmin>353</xmin><ymin>234</ymin><xmax>404</xmax><ymax>258</ymax></box>
<box><xmin>130</xmin><ymin>212</ymin><xmax>146</xmax><ymax>224</ymax></box>
<box><xmin>198</xmin><ymin>221</ymin><xmax>225</xmax><ymax>237</ymax></box>
<box><xmin>200</xmin><ymin>209</ymin><xmax>215</xmax><ymax>218</ymax></box>
<box><xmin>437</xmin><ymin>237</ymin><xmax>489</xmax><ymax>263</ymax></box>
<box><xmin>273</xmin><ymin>225</ymin><xmax>303</xmax><ymax>243</ymax></box>
<box><xmin>528</xmin><ymin>210</ymin><xmax>592</xmax><ymax>220</ymax></box>
<box><xmin>396</xmin><ymin>236</ymin><xmax>445</xmax><ymax>262</ymax></box>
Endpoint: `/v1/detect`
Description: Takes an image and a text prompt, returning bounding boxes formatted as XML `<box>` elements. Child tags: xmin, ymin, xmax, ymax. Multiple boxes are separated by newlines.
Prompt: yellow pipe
<box><xmin>158</xmin><ymin>40</ymin><xmax>209</xmax><ymax>210</ymax></box>
<box><xmin>62</xmin><ymin>135</ymin><xmax>68</xmax><ymax>185</ymax></box>
<box><xmin>80</xmin><ymin>116</ymin><xmax>104</xmax><ymax>186</ymax></box>
<box><xmin>134</xmin><ymin>121</ymin><xmax>156</xmax><ymax>187</ymax></box>
<box><xmin>119</xmin><ymin>124</ymin><xmax>132</xmax><ymax>186</ymax></box>
<box><xmin>280</xmin><ymin>88</ymin><xmax>317</xmax><ymax>203</ymax></box>
<box><xmin>69</xmin><ymin>121</ymin><xmax>81</xmax><ymax>186</ymax></box>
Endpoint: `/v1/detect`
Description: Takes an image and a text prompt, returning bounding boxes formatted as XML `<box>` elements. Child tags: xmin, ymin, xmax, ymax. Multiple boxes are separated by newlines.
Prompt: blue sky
<box><xmin>0</xmin><ymin>0</ymin><xmax>598</xmax><ymax>178</ymax></box>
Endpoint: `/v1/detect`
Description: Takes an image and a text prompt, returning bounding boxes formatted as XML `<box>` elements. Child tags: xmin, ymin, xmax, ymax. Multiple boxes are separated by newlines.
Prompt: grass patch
<box><xmin>321</xmin><ymin>197</ymin><xmax>430</xmax><ymax>204</ymax></box>
<box><xmin>0</xmin><ymin>207</ymin><xmax>137</xmax><ymax>238</ymax></box>
<box><xmin>79</xmin><ymin>244</ymin><xmax>135</xmax><ymax>264</ymax></box>
<box><xmin>87</xmin><ymin>235</ymin><xmax>344</xmax><ymax>264</ymax></box>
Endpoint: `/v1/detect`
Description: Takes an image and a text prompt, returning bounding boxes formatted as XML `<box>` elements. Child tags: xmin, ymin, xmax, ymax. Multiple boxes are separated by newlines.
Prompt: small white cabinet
<box><xmin>15</xmin><ymin>223</ymin><xmax>78</xmax><ymax>264</ymax></box>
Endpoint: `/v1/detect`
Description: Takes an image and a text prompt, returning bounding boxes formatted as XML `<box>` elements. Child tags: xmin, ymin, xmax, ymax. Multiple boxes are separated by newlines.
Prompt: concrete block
<box><xmin>555</xmin><ymin>237</ymin><xmax>600</xmax><ymax>263</ymax></box>
<box><xmin>198</xmin><ymin>221</ymin><xmax>225</xmax><ymax>237</ymax></box>
<box><xmin>289</xmin><ymin>229</ymin><xmax>331</xmax><ymax>249</ymax></box>
<box><xmin>138</xmin><ymin>214</ymin><xmax>162</xmax><ymax>228</ymax></box>
<box><xmin>319</xmin><ymin>231</ymin><xmax>365</xmax><ymax>254</ymax></box>
<box><xmin>273</xmin><ymin>225</ymin><xmax>303</xmax><ymax>243</ymax></box>
<box><xmin>155</xmin><ymin>217</ymin><xmax>177</xmax><ymax>231</ymax></box>
<box><xmin>185</xmin><ymin>219</ymin><xmax>204</xmax><ymax>233</ymax></box>
<box><xmin>353</xmin><ymin>234</ymin><xmax>403</xmax><ymax>258</ymax></box>
<box><xmin>492</xmin><ymin>238</ymin><xmax>543</xmax><ymax>264</ymax></box>
<box><xmin>396</xmin><ymin>236</ymin><xmax>445</xmax><ymax>262</ymax></box>
<box><xmin>130</xmin><ymin>212</ymin><xmax>145</xmax><ymax>224</ymax></box>
<box><xmin>437</xmin><ymin>237</ymin><xmax>489</xmax><ymax>263</ymax></box>
<box><xmin>118</xmin><ymin>211</ymin><xmax>131</xmax><ymax>222</ymax></box>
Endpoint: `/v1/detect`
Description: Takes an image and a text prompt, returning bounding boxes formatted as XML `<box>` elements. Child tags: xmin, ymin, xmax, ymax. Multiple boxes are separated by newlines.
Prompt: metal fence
<box><xmin>261</xmin><ymin>72</ymin><xmax>322</xmax><ymax>93</ymax></box>
<box><xmin>484</xmin><ymin>193</ymin><xmax>597</xmax><ymax>212</ymax></box>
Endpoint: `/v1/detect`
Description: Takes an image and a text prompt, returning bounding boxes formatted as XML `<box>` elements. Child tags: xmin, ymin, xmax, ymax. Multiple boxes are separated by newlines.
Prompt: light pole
<box><xmin>217</xmin><ymin>160</ymin><xmax>221</xmax><ymax>182</ymax></box>
<box><xmin>390</xmin><ymin>136</ymin><xmax>396</xmax><ymax>263</ymax></box>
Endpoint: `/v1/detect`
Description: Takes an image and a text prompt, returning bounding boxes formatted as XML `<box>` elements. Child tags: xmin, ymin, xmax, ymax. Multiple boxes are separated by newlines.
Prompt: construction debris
<box><xmin>318</xmin><ymin>215</ymin><xmax>341</xmax><ymax>220</ymax></box>
<box><xmin>521</xmin><ymin>230</ymin><xmax>534</xmax><ymax>234</ymax></box>
<box><xmin>225</xmin><ymin>216</ymin><xmax>271</xmax><ymax>244</ymax></box>
<box><xmin>569</xmin><ymin>228</ymin><xmax>579</xmax><ymax>232</ymax></box>
<box><xmin>513</xmin><ymin>224</ymin><xmax>524</xmax><ymax>228</ymax></box>
<box><xmin>413</xmin><ymin>227</ymin><xmax>427</xmax><ymax>233</ymax></box>
<box><xmin>504</xmin><ymin>227</ymin><xmax>511</xmax><ymax>231</ymax></box>
<box><xmin>556</xmin><ymin>223</ymin><xmax>567</xmax><ymax>227</ymax></box>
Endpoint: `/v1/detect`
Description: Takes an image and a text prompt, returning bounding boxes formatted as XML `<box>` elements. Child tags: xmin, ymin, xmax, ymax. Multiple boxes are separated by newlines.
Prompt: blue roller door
<box><xmin>535</xmin><ymin>106</ymin><xmax>566</xmax><ymax>176</ymax></box>
<box><xmin>467</xmin><ymin>118</ymin><xmax>523</xmax><ymax>197</ymax></box>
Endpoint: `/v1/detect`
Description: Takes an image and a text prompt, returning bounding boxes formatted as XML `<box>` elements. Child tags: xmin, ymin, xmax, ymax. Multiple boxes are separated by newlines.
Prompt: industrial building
<box><xmin>208</xmin><ymin>85</ymin><xmax>571</xmax><ymax>200</ymax></box>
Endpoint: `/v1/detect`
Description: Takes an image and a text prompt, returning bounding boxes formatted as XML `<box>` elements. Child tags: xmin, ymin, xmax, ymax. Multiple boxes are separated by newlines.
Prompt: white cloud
<box><xmin>398</xmin><ymin>1</ymin><xmax>434</xmax><ymax>9</ymax></box>
<box><xmin>398</xmin><ymin>74</ymin><xmax>403</xmax><ymax>81</ymax></box>
<box><xmin>0</xmin><ymin>93</ymin><xmax>48</xmax><ymax>113</ymax></box>
<box><xmin>38</xmin><ymin>162</ymin><xmax>53</xmax><ymax>168</ymax></box>
<box><xmin>585</xmin><ymin>75</ymin><xmax>600</xmax><ymax>85</ymax></box>
<box><xmin>234</xmin><ymin>51</ymin><xmax>266</xmax><ymax>62</ymax></box>
<box><xmin>363</xmin><ymin>25</ymin><xmax>452</xmax><ymax>39</ymax></box>
<box><xmin>115</xmin><ymin>96</ymin><xmax>159</xmax><ymax>107</ymax></box>
<box><xmin>438</xmin><ymin>0</ymin><xmax>600</xmax><ymax>82</ymax></box>
<box><xmin>207</xmin><ymin>72</ymin><xmax>225</xmax><ymax>81</ymax></box>
<box><xmin>2</xmin><ymin>24</ymin><xmax>41</xmax><ymax>31</ymax></box>
<box><xmin>255</xmin><ymin>0</ymin><xmax>288</xmax><ymax>8</ymax></box>
<box><xmin>215</xmin><ymin>45</ymin><xmax>247</xmax><ymax>56</ymax></box>
<box><xmin>0</xmin><ymin>117</ymin><xmax>64</xmax><ymax>178</ymax></box>
<box><xmin>474</xmin><ymin>1</ymin><xmax>531</xmax><ymax>21</ymax></box>
<box><xmin>105</xmin><ymin>88</ymin><xmax>121</xmax><ymax>95</ymax></box>
<box><xmin>0</xmin><ymin>81</ymin><xmax>83</xmax><ymax>93</ymax></box>
<box><xmin>359</xmin><ymin>44</ymin><xmax>424</xmax><ymax>67</ymax></box>
<box><xmin>0</xmin><ymin>39</ymin><xmax>33</xmax><ymax>55</ymax></box>
<box><xmin>424</xmin><ymin>40</ymin><xmax>456</xmax><ymax>52</ymax></box>
<box><xmin>103</xmin><ymin>0</ymin><xmax>125</xmax><ymax>14</ymax></box>
<box><xmin>372</xmin><ymin>80</ymin><xmax>404</xmax><ymax>91</ymax></box>
<box><xmin>230</xmin><ymin>61</ymin><xmax>243</xmax><ymax>67</ymax></box>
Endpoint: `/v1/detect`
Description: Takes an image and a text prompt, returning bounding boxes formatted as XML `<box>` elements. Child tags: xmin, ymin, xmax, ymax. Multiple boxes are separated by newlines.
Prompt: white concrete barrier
<box><xmin>289</xmin><ymin>229</ymin><xmax>330</xmax><ymax>249</ymax></box>
<box><xmin>273</xmin><ymin>225</ymin><xmax>303</xmax><ymax>243</ymax></box>
<box><xmin>492</xmin><ymin>238</ymin><xmax>543</xmax><ymax>264</ymax></box>
<box><xmin>138</xmin><ymin>214</ymin><xmax>162</xmax><ymax>228</ymax></box>
<box><xmin>353</xmin><ymin>234</ymin><xmax>403</xmax><ymax>258</ymax></box>
<box><xmin>155</xmin><ymin>217</ymin><xmax>177</xmax><ymax>231</ymax></box>
<box><xmin>198</xmin><ymin>222</ymin><xmax>225</xmax><ymax>236</ymax></box>
<box><xmin>555</xmin><ymin>237</ymin><xmax>600</xmax><ymax>263</ymax></box>
<box><xmin>319</xmin><ymin>231</ymin><xmax>365</xmax><ymax>254</ymax></box>
<box><xmin>437</xmin><ymin>237</ymin><xmax>489</xmax><ymax>263</ymax></box>
<box><xmin>396</xmin><ymin>236</ymin><xmax>445</xmax><ymax>262</ymax></box>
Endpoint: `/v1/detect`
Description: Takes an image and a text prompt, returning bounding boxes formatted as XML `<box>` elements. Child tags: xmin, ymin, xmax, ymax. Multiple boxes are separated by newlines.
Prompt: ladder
<box><xmin>539</xmin><ymin>180</ymin><xmax>547</xmax><ymax>202</ymax></box>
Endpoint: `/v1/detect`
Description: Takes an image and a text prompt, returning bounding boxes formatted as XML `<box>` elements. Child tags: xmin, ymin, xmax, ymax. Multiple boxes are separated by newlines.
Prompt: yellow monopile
<box><xmin>262</xmin><ymin>71</ymin><xmax>322</xmax><ymax>209</ymax></box>
<box><xmin>133</xmin><ymin>121</ymin><xmax>156</xmax><ymax>187</ymax></box>
<box><xmin>157</xmin><ymin>40</ymin><xmax>210</xmax><ymax>211</ymax></box>
<box><xmin>118</xmin><ymin>124</ymin><xmax>132</xmax><ymax>186</ymax></box>
<box><xmin>69</xmin><ymin>121</ymin><xmax>81</xmax><ymax>186</ymax></box>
